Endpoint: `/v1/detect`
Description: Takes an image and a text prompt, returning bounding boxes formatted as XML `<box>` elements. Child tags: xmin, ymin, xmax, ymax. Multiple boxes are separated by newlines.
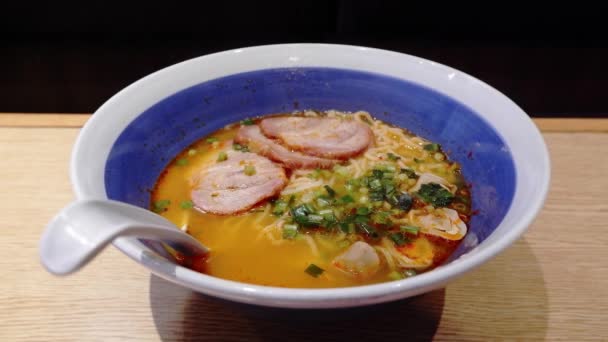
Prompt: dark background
<box><xmin>2</xmin><ymin>2</ymin><xmax>607</xmax><ymax>117</ymax></box>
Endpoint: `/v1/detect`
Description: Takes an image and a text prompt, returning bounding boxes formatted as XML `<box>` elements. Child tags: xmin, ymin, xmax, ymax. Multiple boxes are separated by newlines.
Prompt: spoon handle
<box><xmin>39</xmin><ymin>199</ymin><xmax>208</xmax><ymax>276</ymax></box>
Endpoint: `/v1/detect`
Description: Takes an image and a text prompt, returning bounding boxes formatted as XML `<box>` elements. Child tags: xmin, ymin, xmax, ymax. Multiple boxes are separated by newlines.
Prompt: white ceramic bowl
<box><xmin>70</xmin><ymin>43</ymin><xmax>550</xmax><ymax>308</ymax></box>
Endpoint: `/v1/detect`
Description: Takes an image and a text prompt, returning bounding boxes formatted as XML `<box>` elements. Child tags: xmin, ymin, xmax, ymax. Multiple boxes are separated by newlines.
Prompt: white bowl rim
<box><xmin>70</xmin><ymin>43</ymin><xmax>551</xmax><ymax>308</ymax></box>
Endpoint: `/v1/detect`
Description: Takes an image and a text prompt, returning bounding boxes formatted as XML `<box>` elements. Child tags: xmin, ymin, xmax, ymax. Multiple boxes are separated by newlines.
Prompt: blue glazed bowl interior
<box><xmin>105</xmin><ymin>67</ymin><xmax>515</xmax><ymax>261</ymax></box>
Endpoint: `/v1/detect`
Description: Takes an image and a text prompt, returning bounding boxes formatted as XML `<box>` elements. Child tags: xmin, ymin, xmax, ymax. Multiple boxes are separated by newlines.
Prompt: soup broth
<box><xmin>151</xmin><ymin>111</ymin><xmax>471</xmax><ymax>288</ymax></box>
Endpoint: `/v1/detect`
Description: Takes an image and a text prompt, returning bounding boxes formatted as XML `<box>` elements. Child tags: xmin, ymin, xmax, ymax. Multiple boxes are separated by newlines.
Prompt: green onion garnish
<box><xmin>316</xmin><ymin>196</ymin><xmax>332</xmax><ymax>208</ymax></box>
<box><xmin>233</xmin><ymin>143</ymin><xmax>249</xmax><ymax>152</ymax></box>
<box><xmin>356</xmin><ymin>222</ymin><xmax>378</xmax><ymax>238</ymax></box>
<box><xmin>372</xmin><ymin>211</ymin><xmax>391</xmax><ymax>225</ymax></box>
<box><xmin>217</xmin><ymin>151</ymin><xmax>228</xmax><ymax>162</ymax></box>
<box><xmin>176</xmin><ymin>158</ymin><xmax>188</xmax><ymax>166</ymax></box>
<box><xmin>240</xmin><ymin>118</ymin><xmax>255</xmax><ymax>126</ymax></box>
<box><xmin>339</xmin><ymin>222</ymin><xmax>354</xmax><ymax>234</ymax></box>
<box><xmin>387</xmin><ymin>152</ymin><xmax>401</xmax><ymax>161</ymax></box>
<box><xmin>400</xmin><ymin>168</ymin><xmax>418</xmax><ymax>179</ymax></box>
<box><xmin>244</xmin><ymin>165</ymin><xmax>256</xmax><ymax>176</ymax></box>
<box><xmin>206</xmin><ymin>137</ymin><xmax>219</xmax><ymax>144</ymax></box>
<box><xmin>369</xmin><ymin>179</ymin><xmax>382</xmax><ymax>190</ymax></box>
<box><xmin>152</xmin><ymin>199</ymin><xmax>171</xmax><ymax>213</ymax></box>
<box><xmin>400</xmin><ymin>225</ymin><xmax>420</xmax><ymax>235</ymax></box>
<box><xmin>180</xmin><ymin>200</ymin><xmax>194</xmax><ymax>209</ymax></box>
<box><xmin>356</xmin><ymin>207</ymin><xmax>370</xmax><ymax>216</ymax></box>
<box><xmin>272</xmin><ymin>200</ymin><xmax>288</xmax><ymax>216</ymax></box>
<box><xmin>304</xmin><ymin>263</ymin><xmax>325</xmax><ymax>278</ymax></box>
<box><xmin>389</xmin><ymin>233</ymin><xmax>409</xmax><ymax>246</ymax></box>
<box><xmin>340</xmin><ymin>195</ymin><xmax>355</xmax><ymax>203</ymax></box>
<box><xmin>282</xmin><ymin>224</ymin><xmax>298</xmax><ymax>239</ymax></box>
<box><xmin>324</xmin><ymin>185</ymin><xmax>336</xmax><ymax>197</ymax></box>
<box><xmin>403</xmin><ymin>269</ymin><xmax>417</xmax><ymax>277</ymax></box>
<box><xmin>424</xmin><ymin>143</ymin><xmax>440</xmax><ymax>152</ymax></box>
<box><xmin>322</xmin><ymin>212</ymin><xmax>338</xmax><ymax>226</ymax></box>
<box><xmin>388</xmin><ymin>271</ymin><xmax>404</xmax><ymax>280</ymax></box>
<box><xmin>334</xmin><ymin>165</ymin><xmax>350</xmax><ymax>177</ymax></box>
<box><xmin>416</xmin><ymin>183</ymin><xmax>454</xmax><ymax>207</ymax></box>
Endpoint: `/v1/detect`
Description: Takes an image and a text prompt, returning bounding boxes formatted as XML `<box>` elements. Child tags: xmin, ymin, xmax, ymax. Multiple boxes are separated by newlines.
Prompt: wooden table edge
<box><xmin>1</xmin><ymin>113</ymin><xmax>607</xmax><ymax>132</ymax></box>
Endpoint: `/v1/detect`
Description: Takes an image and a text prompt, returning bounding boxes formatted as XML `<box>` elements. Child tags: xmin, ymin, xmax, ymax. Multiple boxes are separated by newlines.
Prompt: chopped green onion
<box><xmin>354</xmin><ymin>215</ymin><xmax>369</xmax><ymax>223</ymax></box>
<box><xmin>339</xmin><ymin>222</ymin><xmax>354</xmax><ymax>234</ymax></box>
<box><xmin>414</xmin><ymin>158</ymin><xmax>423</xmax><ymax>163</ymax></box>
<box><xmin>356</xmin><ymin>222</ymin><xmax>378</xmax><ymax>238</ymax></box>
<box><xmin>389</xmin><ymin>233</ymin><xmax>409</xmax><ymax>246</ymax></box>
<box><xmin>152</xmin><ymin>199</ymin><xmax>171</xmax><ymax>213</ymax></box>
<box><xmin>291</xmin><ymin>204</ymin><xmax>323</xmax><ymax>227</ymax></box>
<box><xmin>416</xmin><ymin>183</ymin><xmax>454</xmax><ymax>207</ymax></box>
<box><xmin>187</xmin><ymin>149</ymin><xmax>197</xmax><ymax>156</ymax></box>
<box><xmin>244</xmin><ymin>165</ymin><xmax>256</xmax><ymax>176</ymax></box>
<box><xmin>388</xmin><ymin>271</ymin><xmax>404</xmax><ymax>280</ymax></box>
<box><xmin>372</xmin><ymin>169</ymin><xmax>384</xmax><ymax>179</ymax></box>
<box><xmin>382</xmin><ymin>172</ymin><xmax>395</xmax><ymax>179</ymax></box>
<box><xmin>322</xmin><ymin>213</ymin><xmax>338</xmax><ymax>226</ymax></box>
<box><xmin>316</xmin><ymin>196</ymin><xmax>331</xmax><ymax>208</ymax></box>
<box><xmin>340</xmin><ymin>195</ymin><xmax>355</xmax><ymax>204</ymax></box>
<box><xmin>400</xmin><ymin>225</ymin><xmax>420</xmax><ymax>235</ymax></box>
<box><xmin>347</xmin><ymin>178</ymin><xmax>360</xmax><ymax>187</ymax></box>
<box><xmin>305</xmin><ymin>264</ymin><xmax>325</xmax><ymax>278</ymax></box>
<box><xmin>272</xmin><ymin>200</ymin><xmax>288</xmax><ymax>216</ymax></box>
<box><xmin>372</xmin><ymin>211</ymin><xmax>391</xmax><ymax>225</ymax></box>
<box><xmin>356</xmin><ymin>207</ymin><xmax>370</xmax><ymax>216</ymax></box>
<box><xmin>369</xmin><ymin>179</ymin><xmax>382</xmax><ymax>190</ymax></box>
<box><xmin>387</xmin><ymin>152</ymin><xmax>401</xmax><ymax>161</ymax></box>
<box><xmin>424</xmin><ymin>143</ymin><xmax>440</xmax><ymax>152</ymax></box>
<box><xmin>176</xmin><ymin>158</ymin><xmax>188</xmax><ymax>166</ymax></box>
<box><xmin>318</xmin><ymin>209</ymin><xmax>334</xmax><ymax>215</ymax></box>
<box><xmin>334</xmin><ymin>165</ymin><xmax>350</xmax><ymax>177</ymax></box>
<box><xmin>369</xmin><ymin>191</ymin><xmax>384</xmax><ymax>202</ymax></box>
<box><xmin>240</xmin><ymin>118</ymin><xmax>255</xmax><ymax>126</ymax></box>
<box><xmin>282</xmin><ymin>224</ymin><xmax>298</xmax><ymax>239</ymax></box>
<box><xmin>233</xmin><ymin>143</ymin><xmax>249</xmax><ymax>152</ymax></box>
<box><xmin>324</xmin><ymin>185</ymin><xmax>336</xmax><ymax>197</ymax></box>
<box><xmin>403</xmin><ymin>269</ymin><xmax>417</xmax><ymax>277</ymax></box>
<box><xmin>307</xmin><ymin>214</ymin><xmax>324</xmax><ymax>224</ymax></box>
<box><xmin>180</xmin><ymin>200</ymin><xmax>194</xmax><ymax>209</ymax></box>
<box><xmin>206</xmin><ymin>137</ymin><xmax>219</xmax><ymax>144</ymax></box>
<box><xmin>400</xmin><ymin>168</ymin><xmax>418</xmax><ymax>179</ymax></box>
<box><xmin>217</xmin><ymin>151</ymin><xmax>228</xmax><ymax>162</ymax></box>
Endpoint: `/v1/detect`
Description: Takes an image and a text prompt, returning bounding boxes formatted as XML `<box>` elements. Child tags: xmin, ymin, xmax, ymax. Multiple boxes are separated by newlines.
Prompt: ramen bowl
<box><xmin>68</xmin><ymin>43</ymin><xmax>550</xmax><ymax>308</ymax></box>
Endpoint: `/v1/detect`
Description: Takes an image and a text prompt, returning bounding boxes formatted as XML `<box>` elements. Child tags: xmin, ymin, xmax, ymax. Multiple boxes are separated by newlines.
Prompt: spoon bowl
<box><xmin>40</xmin><ymin>199</ymin><xmax>208</xmax><ymax>275</ymax></box>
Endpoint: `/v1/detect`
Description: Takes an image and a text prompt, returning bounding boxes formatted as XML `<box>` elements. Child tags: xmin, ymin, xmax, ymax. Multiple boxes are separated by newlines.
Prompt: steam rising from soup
<box><xmin>151</xmin><ymin>110</ymin><xmax>472</xmax><ymax>288</ymax></box>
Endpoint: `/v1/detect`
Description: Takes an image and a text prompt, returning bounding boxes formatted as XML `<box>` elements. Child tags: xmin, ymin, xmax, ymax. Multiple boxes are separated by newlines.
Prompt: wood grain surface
<box><xmin>0</xmin><ymin>114</ymin><xmax>606</xmax><ymax>341</ymax></box>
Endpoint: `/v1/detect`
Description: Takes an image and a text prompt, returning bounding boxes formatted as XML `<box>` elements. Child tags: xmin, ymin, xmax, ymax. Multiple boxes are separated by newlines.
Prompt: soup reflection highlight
<box><xmin>151</xmin><ymin>111</ymin><xmax>472</xmax><ymax>288</ymax></box>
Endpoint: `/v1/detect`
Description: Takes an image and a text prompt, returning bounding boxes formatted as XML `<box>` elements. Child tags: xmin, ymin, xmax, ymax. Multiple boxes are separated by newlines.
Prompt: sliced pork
<box><xmin>191</xmin><ymin>150</ymin><xmax>287</xmax><ymax>215</ymax></box>
<box><xmin>259</xmin><ymin>116</ymin><xmax>373</xmax><ymax>159</ymax></box>
<box><xmin>234</xmin><ymin>125</ymin><xmax>337</xmax><ymax>169</ymax></box>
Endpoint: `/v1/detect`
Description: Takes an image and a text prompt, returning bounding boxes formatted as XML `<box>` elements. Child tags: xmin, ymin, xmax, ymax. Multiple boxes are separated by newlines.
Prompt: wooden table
<box><xmin>1</xmin><ymin>114</ymin><xmax>607</xmax><ymax>341</ymax></box>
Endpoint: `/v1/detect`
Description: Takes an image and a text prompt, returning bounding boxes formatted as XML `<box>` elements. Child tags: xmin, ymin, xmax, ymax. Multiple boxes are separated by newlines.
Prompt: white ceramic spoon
<box><xmin>39</xmin><ymin>199</ymin><xmax>208</xmax><ymax>275</ymax></box>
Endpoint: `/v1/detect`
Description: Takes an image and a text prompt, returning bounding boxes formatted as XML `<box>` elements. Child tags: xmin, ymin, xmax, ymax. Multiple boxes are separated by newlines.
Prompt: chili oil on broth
<box><xmin>151</xmin><ymin>111</ymin><xmax>471</xmax><ymax>288</ymax></box>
